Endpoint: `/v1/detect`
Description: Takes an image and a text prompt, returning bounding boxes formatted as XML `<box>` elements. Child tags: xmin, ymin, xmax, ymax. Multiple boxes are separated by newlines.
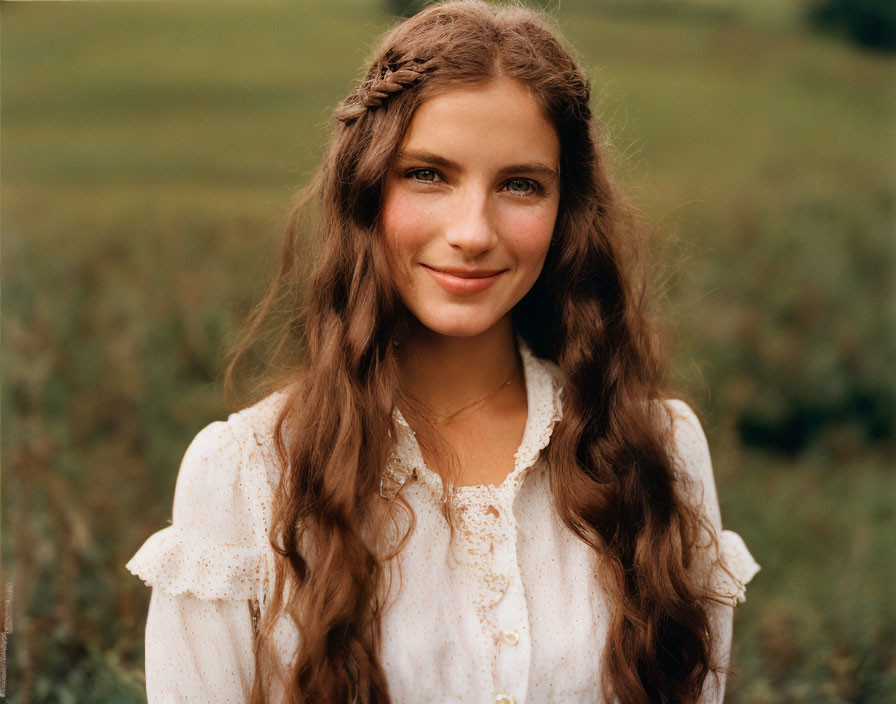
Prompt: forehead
<box><xmin>399</xmin><ymin>77</ymin><xmax>560</xmax><ymax>168</ymax></box>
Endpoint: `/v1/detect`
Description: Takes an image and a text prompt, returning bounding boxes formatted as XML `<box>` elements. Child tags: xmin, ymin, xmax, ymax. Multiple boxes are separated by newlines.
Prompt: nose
<box><xmin>443</xmin><ymin>185</ymin><xmax>498</xmax><ymax>257</ymax></box>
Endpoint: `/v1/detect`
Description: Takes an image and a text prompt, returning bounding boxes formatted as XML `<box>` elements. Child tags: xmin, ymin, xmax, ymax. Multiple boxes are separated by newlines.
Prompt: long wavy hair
<box><xmin>225</xmin><ymin>1</ymin><xmax>726</xmax><ymax>702</ymax></box>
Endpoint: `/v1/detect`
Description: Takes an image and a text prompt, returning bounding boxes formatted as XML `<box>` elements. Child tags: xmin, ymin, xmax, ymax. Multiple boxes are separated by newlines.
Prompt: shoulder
<box><xmin>661</xmin><ymin>399</ymin><xmax>711</xmax><ymax>467</ymax></box>
<box><xmin>658</xmin><ymin>399</ymin><xmax>710</xmax><ymax>465</ymax></box>
<box><xmin>226</xmin><ymin>388</ymin><xmax>291</xmax><ymax>485</ymax></box>
<box><xmin>657</xmin><ymin>399</ymin><xmax>721</xmax><ymax>529</ymax></box>
<box><xmin>229</xmin><ymin>388</ymin><xmax>291</xmax><ymax>444</ymax></box>
<box><xmin>172</xmin><ymin>390</ymin><xmax>290</xmax><ymax>540</ymax></box>
<box><xmin>659</xmin><ymin>399</ymin><xmax>763</xmax><ymax>603</ymax></box>
<box><xmin>126</xmin><ymin>390</ymin><xmax>290</xmax><ymax>600</ymax></box>
<box><xmin>169</xmin><ymin>420</ymin><xmax>244</xmax><ymax>525</ymax></box>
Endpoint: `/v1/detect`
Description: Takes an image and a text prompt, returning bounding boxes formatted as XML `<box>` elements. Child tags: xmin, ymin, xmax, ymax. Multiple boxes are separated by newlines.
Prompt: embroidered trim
<box><xmin>384</xmin><ymin>338</ymin><xmax>564</xmax><ymax>501</ymax></box>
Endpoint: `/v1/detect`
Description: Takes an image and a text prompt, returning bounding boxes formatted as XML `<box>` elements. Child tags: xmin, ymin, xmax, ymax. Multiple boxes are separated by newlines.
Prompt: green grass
<box><xmin>719</xmin><ymin>450</ymin><xmax>896</xmax><ymax>702</ymax></box>
<box><xmin>2</xmin><ymin>1</ymin><xmax>894</xmax><ymax>701</ymax></box>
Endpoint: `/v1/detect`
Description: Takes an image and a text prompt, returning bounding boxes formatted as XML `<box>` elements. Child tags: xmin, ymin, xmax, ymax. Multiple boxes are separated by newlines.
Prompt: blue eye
<box><xmin>506</xmin><ymin>178</ymin><xmax>537</xmax><ymax>195</ymax></box>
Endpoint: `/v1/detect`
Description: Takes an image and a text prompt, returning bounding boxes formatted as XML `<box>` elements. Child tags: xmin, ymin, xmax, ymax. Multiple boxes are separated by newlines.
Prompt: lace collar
<box><xmin>382</xmin><ymin>337</ymin><xmax>564</xmax><ymax>501</ymax></box>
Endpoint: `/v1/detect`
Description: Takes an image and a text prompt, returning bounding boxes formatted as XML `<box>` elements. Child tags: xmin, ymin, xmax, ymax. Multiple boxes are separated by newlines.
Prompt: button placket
<box><xmin>499</xmin><ymin>628</ymin><xmax>520</xmax><ymax>646</ymax></box>
<box><xmin>375</xmin><ymin>341</ymin><xmax>565</xmax><ymax>702</ymax></box>
<box><xmin>486</xmin><ymin>492</ymin><xmax>531</xmax><ymax>704</ymax></box>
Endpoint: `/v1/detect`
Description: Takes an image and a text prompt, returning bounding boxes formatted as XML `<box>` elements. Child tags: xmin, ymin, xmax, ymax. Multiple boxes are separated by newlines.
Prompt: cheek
<box><xmin>382</xmin><ymin>189</ymin><xmax>433</xmax><ymax>261</ymax></box>
<box><xmin>502</xmin><ymin>206</ymin><xmax>557</xmax><ymax>267</ymax></box>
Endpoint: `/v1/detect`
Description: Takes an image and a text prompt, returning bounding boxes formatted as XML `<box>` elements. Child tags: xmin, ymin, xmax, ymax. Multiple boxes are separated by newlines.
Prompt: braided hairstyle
<box><xmin>232</xmin><ymin>2</ymin><xmax>723</xmax><ymax>702</ymax></box>
<box><xmin>336</xmin><ymin>55</ymin><xmax>437</xmax><ymax>124</ymax></box>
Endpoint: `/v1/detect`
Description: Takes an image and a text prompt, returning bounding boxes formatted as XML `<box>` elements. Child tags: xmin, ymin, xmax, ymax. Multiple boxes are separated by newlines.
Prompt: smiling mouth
<box><xmin>423</xmin><ymin>265</ymin><xmax>506</xmax><ymax>278</ymax></box>
<box><xmin>421</xmin><ymin>264</ymin><xmax>506</xmax><ymax>294</ymax></box>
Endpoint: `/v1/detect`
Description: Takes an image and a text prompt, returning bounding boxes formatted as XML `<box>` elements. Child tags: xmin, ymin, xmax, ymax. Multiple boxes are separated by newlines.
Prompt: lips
<box><xmin>426</xmin><ymin>265</ymin><xmax>505</xmax><ymax>278</ymax></box>
<box><xmin>422</xmin><ymin>264</ymin><xmax>506</xmax><ymax>295</ymax></box>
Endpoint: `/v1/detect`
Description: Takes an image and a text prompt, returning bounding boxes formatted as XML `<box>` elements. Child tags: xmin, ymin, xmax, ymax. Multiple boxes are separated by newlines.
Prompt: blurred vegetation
<box><xmin>388</xmin><ymin>0</ymin><xmax>433</xmax><ymax>18</ymax></box>
<box><xmin>2</xmin><ymin>0</ymin><xmax>894</xmax><ymax>702</ymax></box>
<box><xmin>807</xmin><ymin>0</ymin><xmax>896</xmax><ymax>51</ymax></box>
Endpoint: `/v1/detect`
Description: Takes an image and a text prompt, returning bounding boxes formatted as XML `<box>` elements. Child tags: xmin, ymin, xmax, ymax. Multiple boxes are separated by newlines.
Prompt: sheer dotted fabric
<box><xmin>127</xmin><ymin>341</ymin><xmax>759</xmax><ymax>703</ymax></box>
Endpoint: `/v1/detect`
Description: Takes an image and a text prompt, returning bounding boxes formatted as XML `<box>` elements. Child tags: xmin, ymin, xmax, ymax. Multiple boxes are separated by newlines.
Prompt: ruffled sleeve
<box><xmin>665</xmin><ymin>400</ymin><xmax>760</xmax><ymax>703</ymax></box>
<box><xmin>665</xmin><ymin>400</ymin><xmax>760</xmax><ymax>605</ymax></box>
<box><xmin>126</xmin><ymin>417</ymin><xmax>273</xmax><ymax>702</ymax></box>
<box><xmin>125</xmin><ymin>525</ymin><xmax>264</xmax><ymax>600</ymax></box>
<box><xmin>126</xmin><ymin>419</ymin><xmax>269</xmax><ymax>600</ymax></box>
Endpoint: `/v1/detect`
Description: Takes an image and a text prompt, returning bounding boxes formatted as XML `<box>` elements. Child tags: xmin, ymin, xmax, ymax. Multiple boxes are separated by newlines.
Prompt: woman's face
<box><xmin>381</xmin><ymin>77</ymin><xmax>561</xmax><ymax>339</ymax></box>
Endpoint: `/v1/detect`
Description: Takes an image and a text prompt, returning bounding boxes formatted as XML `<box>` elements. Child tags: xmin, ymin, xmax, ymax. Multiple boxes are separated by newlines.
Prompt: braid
<box><xmin>336</xmin><ymin>55</ymin><xmax>436</xmax><ymax>124</ymax></box>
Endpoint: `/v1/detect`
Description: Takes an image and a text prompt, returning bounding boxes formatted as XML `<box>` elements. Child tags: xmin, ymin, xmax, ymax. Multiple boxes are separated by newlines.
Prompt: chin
<box><xmin>414</xmin><ymin>310</ymin><xmax>504</xmax><ymax>339</ymax></box>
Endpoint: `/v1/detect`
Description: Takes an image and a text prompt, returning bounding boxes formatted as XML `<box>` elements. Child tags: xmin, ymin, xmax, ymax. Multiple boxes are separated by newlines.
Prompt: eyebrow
<box><xmin>395</xmin><ymin>150</ymin><xmax>559</xmax><ymax>181</ymax></box>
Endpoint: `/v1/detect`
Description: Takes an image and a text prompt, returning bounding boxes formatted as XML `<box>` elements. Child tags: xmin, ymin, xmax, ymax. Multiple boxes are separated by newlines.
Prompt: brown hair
<box><xmin>226</xmin><ymin>1</ymin><xmax>725</xmax><ymax>702</ymax></box>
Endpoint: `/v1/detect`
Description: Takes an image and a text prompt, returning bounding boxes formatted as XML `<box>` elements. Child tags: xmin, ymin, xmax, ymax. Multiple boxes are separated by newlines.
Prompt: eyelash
<box><xmin>404</xmin><ymin>169</ymin><xmax>541</xmax><ymax>196</ymax></box>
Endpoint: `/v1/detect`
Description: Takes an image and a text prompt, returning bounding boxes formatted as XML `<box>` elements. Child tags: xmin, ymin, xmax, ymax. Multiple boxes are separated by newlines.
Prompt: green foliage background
<box><xmin>2</xmin><ymin>1</ymin><xmax>894</xmax><ymax>701</ymax></box>
<box><xmin>808</xmin><ymin>0</ymin><xmax>896</xmax><ymax>50</ymax></box>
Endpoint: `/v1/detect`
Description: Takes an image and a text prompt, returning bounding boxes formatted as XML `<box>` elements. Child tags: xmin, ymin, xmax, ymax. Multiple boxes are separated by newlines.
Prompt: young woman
<box><xmin>127</xmin><ymin>1</ymin><xmax>759</xmax><ymax>702</ymax></box>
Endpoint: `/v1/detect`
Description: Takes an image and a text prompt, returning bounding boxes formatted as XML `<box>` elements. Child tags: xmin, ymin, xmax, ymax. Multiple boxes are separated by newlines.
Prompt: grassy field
<box><xmin>2</xmin><ymin>1</ymin><xmax>894</xmax><ymax>701</ymax></box>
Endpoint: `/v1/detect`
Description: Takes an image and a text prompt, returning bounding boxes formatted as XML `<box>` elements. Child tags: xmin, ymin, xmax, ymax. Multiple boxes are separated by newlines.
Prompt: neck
<box><xmin>397</xmin><ymin>316</ymin><xmax>523</xmax><ymax>418</ymax></box>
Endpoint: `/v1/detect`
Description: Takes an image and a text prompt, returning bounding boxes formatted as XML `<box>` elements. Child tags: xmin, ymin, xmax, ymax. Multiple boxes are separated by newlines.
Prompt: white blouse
<box><xmin>127</xmin><ymin>342</ymin><xmax>759</xmax><ymax>703</ymax></box>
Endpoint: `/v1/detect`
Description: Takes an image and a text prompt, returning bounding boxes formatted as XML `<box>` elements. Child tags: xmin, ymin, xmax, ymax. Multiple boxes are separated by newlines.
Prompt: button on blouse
<box><xmin>127</xmin><ymin>340</ymin><xmax>760</xmax><ymax>703</ymax></box>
